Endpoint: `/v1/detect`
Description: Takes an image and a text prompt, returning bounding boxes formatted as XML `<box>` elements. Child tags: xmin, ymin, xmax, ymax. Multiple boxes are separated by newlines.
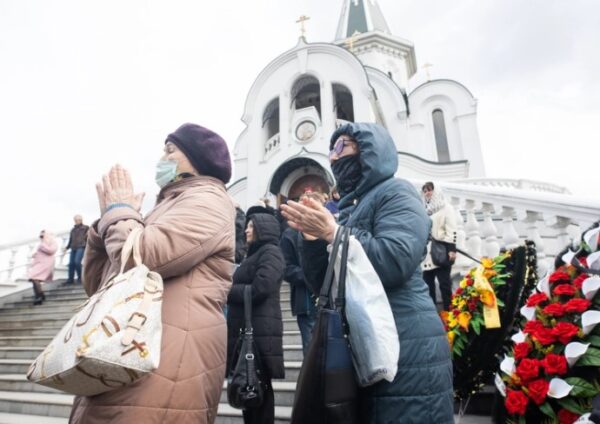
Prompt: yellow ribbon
<box><xmin>473</xmin><ymin>265</ymin><xmax>501</xmax><ymax>329</ymax></box>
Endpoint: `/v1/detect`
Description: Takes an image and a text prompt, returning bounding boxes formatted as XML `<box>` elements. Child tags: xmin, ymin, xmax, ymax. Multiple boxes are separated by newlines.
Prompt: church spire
<box><xmin>335</xmin><ymin>0</ymin><xmax>391</xmax><ymax>40</ymax></box>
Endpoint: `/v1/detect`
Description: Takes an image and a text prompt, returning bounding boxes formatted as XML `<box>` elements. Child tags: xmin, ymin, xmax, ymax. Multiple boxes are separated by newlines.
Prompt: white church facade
<box><xmin>229</xmin><ymin>0</ymin><xmax>486</xmax><ymax>208</ymax></box>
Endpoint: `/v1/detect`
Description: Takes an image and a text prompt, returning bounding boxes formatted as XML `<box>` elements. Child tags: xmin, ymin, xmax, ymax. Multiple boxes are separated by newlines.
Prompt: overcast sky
<box><xmin>1</xmin><ymin>0</ymin><xmax>599</xmax><ymax>245</ymax></box>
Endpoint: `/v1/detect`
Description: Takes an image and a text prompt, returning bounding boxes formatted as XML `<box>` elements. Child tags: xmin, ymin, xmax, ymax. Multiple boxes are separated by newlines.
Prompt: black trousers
<box><xmin>30</xmin><ymin>279</ymin><xmax>44</xmax><ymax>299</ymax></box>
<box><xmin>242</xmin><ymin>378</ymin><xmax>274</xmax><ymax>424</ymax></box>
<box><xmin>423</xmin><ymin>265</ymin><xmax>453</xmax><ymax>310</ymax></box>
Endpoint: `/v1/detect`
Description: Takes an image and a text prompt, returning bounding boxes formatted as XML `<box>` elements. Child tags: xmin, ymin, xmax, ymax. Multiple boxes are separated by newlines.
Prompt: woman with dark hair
<box><xmin>227</xmin><ymin>213</ymin><xmax>285</xmax><ymax>424</ymax></box>
<box><xmin>282</xmin><ymin>122</ymin><xmax>453</xmax><ymax>423</ymax></box>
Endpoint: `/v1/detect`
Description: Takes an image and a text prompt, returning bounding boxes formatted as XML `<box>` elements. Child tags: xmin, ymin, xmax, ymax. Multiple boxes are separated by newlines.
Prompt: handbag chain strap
<box><xmin>334</xmin><ymin>226</ymin><xmax>351</xmax><ymax>312</ymax></box>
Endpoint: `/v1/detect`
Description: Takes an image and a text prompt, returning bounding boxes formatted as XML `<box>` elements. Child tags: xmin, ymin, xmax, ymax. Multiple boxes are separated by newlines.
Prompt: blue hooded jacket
<box><xmin>302</xmin><ymin>122</ymin><xmax>454</xmax><ymax>424</ymax></box>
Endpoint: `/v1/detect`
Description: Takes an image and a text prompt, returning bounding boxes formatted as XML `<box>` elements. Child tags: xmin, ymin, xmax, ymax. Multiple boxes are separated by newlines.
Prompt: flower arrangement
<box><xmin>498</xmin><ymin>225</ymin><xmax>600</xmax><ymax>424</ymax></box>
<box><xmin>444</xmin><ymin>254</ymin><xmax>510</xmax><ymax>357</ymax></box>
<box><xmin>446</xmin><ymin>242</ymin><xmax>538</xmax><ymax>403</ymax></box>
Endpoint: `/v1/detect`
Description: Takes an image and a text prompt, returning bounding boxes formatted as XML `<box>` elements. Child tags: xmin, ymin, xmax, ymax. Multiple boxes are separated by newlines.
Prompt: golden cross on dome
<box><xmin>423</xmin><ymin>63</ymin><xmax>434</xmax><ymax>81</ymax></box>
<box><xmin>296</xmin><ymin>15</ymin><xmax>311</xmax><ymax>38</ymax></box>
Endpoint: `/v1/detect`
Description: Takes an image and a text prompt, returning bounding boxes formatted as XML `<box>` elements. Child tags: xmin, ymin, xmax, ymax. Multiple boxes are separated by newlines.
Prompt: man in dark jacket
<box><xmin>226</xmin><ymin>213</ymin><xmax>285</xmax><ymax>424</ymax></box>
<box><xmin>65</xmin><ymin>214</ymin><xmax>89</xmax><ymax>285</ymax></box>
<box><xmin>280</xmin><ymin>227</ymin><xmax>316</xmax><ymax>354</ymax></box>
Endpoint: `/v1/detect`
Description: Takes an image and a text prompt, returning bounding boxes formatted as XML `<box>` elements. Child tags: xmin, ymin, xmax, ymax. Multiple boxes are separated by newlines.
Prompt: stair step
<box><xmin>0</xmin><ymin>348</ymin><xmax>43</xmax><ymax>360</ymax></box>
<box><xmin>0</xmin><ymin>337</ymin><xmax>53</xmax><ymax>348</ymax></box>
<box><xmin>0</xmin><ymin>390</ymin><xmax>73</xmax><ymax>418</ymax></box>
<box><xmin>216</xmin><ymin>403</ymin><xmax>291</xmax><ymax>424</ymax></box>
<box><xmin>0</xmin><ymin>412</ymin><xmax>67</xmax><ymax>424</ymax></box>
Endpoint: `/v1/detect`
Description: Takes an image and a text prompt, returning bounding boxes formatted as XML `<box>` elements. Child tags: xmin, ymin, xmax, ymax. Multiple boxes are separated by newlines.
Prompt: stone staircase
<box><xmin>0</xmin><ymin>282</ymin><xmax>300</xmax><ymax>424</ymax></box>
<box><xmin>0</xmin><ymin>281</ymin><xmax>494</xmax><ymax>424</ymax></box>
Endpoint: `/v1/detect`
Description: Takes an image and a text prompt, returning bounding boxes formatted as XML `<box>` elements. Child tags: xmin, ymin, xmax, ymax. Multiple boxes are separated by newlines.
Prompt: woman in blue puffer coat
<box><xmin>281</xmin><ymin>122</ymin><xmax>454</xmax><ymax>424</ymax></box>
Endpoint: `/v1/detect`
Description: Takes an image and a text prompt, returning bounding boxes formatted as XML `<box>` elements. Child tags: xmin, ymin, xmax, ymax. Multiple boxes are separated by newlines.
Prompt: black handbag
<box><xmin>227</xmin><ymin>285</ymin><xmax>264</xmax><ymax>410</ymax></box>
<box><xmin>291</xmin><ymin>226</ymin><xmax>359</xmax><ymax>424</ymax></box>
<box><xmin>430</xmin><ymin>237</ymin><xmax>451</xmax><ymax>267</ymax></box>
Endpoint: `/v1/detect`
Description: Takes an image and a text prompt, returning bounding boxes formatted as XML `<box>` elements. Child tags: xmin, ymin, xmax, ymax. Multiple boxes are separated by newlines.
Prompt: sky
<box><xmin>0</xmin><ymin>0</ymin><xmax>599</xmax><ymax>245</ymax></box>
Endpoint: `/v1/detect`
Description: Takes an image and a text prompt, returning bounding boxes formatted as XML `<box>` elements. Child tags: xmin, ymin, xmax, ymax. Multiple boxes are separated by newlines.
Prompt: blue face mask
<box><xmin>155</xmin><ymin>159</ymin><xmax>178</xmax><ymax>188</ymax></box>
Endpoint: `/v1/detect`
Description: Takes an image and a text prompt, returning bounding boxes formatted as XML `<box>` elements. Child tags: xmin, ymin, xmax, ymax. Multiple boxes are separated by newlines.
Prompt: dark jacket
<box><xmin>66</xmin><ymin>224</ymin><xmax>89</xmax><ymax>249</ymax></box>
<box><xmin>234</xmin><ymin>207</ymin><xmax>247</xmax><ymax>264</ymax></box>
<box><xmin>226</xmin><ymin>213</ymin><xmax>285</xmax><ymax>379</ymax></box>
<box><xmin>302</xmin><ymin>123</ymin><xmax>454</xmax><ymax>424</ymax></box>
<box><xmin>279</xmin><ymin>227</ymin><xmax>316</xmax><ymax>316</ymax></box>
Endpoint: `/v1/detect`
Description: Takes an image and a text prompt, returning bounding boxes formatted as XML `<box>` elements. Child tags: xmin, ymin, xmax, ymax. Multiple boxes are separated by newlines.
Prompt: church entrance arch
<box><xmin>268</xmin><ymin>157</ymin><xmax>332</xmax><ymax>205</ymax></box>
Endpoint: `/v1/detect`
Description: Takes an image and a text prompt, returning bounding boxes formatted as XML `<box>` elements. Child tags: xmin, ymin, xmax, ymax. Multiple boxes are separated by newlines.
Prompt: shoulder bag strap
<box><xmin>119</xmin><ymin>228</ymin><xmax>143</xmax><ymax>274</ymax></box>
<box><xmin>334</xmin><ymin>226</ymin><xmax>351</xmax><ymax>312</ymax></box>
<box><xmin>243</xmin><ymin>285</ymin><xmax>253</xmax><ymax>332</ymax></box>
<box><xmin>318</xmin><ymin>225</ymin><xmax>345</xmax><ymax>309</ymax></box>
<box><xmin>431</xmin><ymin>235</ymin><xmax>482</xmax><ymax>265</ymax></box>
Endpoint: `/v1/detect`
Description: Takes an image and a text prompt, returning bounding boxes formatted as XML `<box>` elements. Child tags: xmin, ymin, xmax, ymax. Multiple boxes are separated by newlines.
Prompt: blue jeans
<box><xmin>68</xmin><ymin>247</ymin><xmax>85</xmax><ymax>283</ymax></box>
<box><xmin>297</xmin><ymin>312</ymin><xmax>316</xmax><ymax>355</ymax></box>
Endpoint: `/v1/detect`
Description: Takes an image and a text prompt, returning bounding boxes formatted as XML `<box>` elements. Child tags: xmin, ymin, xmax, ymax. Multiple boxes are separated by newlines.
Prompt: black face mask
<box><xmin>331</xmin><ymin>155</ymin><xmax>362</xmax><ymax>198</ymax></box>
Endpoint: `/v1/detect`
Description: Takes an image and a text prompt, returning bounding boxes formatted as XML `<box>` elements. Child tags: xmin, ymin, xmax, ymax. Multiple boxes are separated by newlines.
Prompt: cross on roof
<box><xmin>296</xmin><ymin>15</ymin><xmax>310</xmax><ymax>38</ymax></box>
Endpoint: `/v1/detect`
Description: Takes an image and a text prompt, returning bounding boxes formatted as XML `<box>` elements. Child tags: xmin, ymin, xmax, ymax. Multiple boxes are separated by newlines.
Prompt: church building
<box><xmin>229</xmin><ymin>0</ymin><xmax>486</xmax><ymax>208</ymax></box>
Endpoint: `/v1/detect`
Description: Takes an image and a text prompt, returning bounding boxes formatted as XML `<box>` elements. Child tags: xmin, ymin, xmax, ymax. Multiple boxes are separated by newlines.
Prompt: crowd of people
<box><xmin>26</xmin><ymin>121</ymin><xmax>464</xmax><ymax>423</ymax></box>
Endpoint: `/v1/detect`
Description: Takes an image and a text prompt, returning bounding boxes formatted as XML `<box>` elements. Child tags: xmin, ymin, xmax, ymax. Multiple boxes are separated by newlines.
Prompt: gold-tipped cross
<box><xmin>346</xmin><ymin>30</ymin><xmax>361</xmax><ymax>52</ymax></box>
<box><xmin>423</xmin><ymin>63</ymin><xmax>434</xmax><ymax>81</ymax></box>
<box><xmin>296</xmin><ymin>15</ymin><xmax>310</xmax><ymax>38</ymax></box>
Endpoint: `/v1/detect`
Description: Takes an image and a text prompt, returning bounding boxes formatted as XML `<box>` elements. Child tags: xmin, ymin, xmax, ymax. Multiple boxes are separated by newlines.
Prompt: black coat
<box><xmin>279</xmin><ymin>227</ymin><xmax>316</xmax><ymax>316</ymax></box>
<box><xmin>226</xmin><ymin>213</ymin><xmax>285</xmax><ymax>379</ymax></box>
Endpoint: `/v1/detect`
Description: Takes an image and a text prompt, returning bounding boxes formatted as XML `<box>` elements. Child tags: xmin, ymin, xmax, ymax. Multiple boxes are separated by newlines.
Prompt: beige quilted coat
<box><xmin>69</xmin><ymin>176</ymin><xmax>235</xmax><ymax>424</ymax></box>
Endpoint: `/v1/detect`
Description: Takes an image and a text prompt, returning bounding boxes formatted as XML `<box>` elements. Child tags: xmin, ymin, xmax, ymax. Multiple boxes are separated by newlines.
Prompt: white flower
<box><xmin>520</xmin><ymin>305</ymin><xmax>536</xmax><ymax>321</ymax></box>
<box><xmin>588</xmin><ymin>251</ymin><xmax>600</xmax><ymax>271</ymax></box>
<box><xmin>511</xmin><ymin>330</ymin><xmax>526</xmax><ymax>344</ymax></box>
<box><xmin>547</xmin><ymin>378</ymin><xmax>574</xmax><ymax>399</ymax></box>
<box><xmin>583</xmin><ymin>276</ymin><xmax>600</xmax><ymax>300</ymax></box>
<box><xmin>537</xmin><ymin>275</ymin><xmax>551</xmax><ymax>297</ymax></box>
<box><xmin>584</xmin><ymin>227</ymin><xmax>600</xmax><ymax>252</ymax></box>
<box><xmin>565</xmin><ymin>342</ymin><xmax>590</xmax><ymax>367</ymax></box>
<box><xmin>500</xmin><ymin>355</ymin><xmax>515</xmax><ymax>376</ymax></box>
<box><xmin>562</xmin><ymin>249</ymin><xmax>577</xmax><ymax>266</ymax></box>
<box><xmin>582</xmin><ymin>310</ymin><xmax>600</xmax><ymax>335</ymax></box>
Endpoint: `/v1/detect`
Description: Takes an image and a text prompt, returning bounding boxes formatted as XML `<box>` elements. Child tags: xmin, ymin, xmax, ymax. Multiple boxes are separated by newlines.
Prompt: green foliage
<box><xmin>576</xmin><ymin>347</ymin><xmax>600</xmax><ymax>367</ymax></box>
<box><xmin>539</xmin><ymin>402</ymin><xmax>556</xmax><ymax>419</ymax></box>
<box><xmin>565</xmin><ymin>377</ymin><xmax>600</xmax><ymax>398</ymax></box>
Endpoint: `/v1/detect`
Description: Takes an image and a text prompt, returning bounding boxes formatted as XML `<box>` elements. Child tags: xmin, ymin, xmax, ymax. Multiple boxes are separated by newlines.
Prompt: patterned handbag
<box><xmin>27</xmin><ymin>228</ymin><xmax>163</xmax><ymax>396</ymax></box>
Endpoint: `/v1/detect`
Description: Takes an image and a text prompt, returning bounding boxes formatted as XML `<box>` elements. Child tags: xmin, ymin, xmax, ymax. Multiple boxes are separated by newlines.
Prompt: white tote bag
<box><xmin>332</xmin><ymin>231</ymin><xmax>400</xmax><ymax>387</ymax></box>
<box><xmin>27</xmin><ymin>228</ymin><xmax>163</xmax><ymax>396</ymax></box>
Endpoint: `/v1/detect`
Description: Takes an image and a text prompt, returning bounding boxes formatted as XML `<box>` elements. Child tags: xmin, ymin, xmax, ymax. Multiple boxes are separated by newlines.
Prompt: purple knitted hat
<box><xmin>166</xmin><ymin>123</ymin><xmax>232</xmax><ymax>184</ymax></box>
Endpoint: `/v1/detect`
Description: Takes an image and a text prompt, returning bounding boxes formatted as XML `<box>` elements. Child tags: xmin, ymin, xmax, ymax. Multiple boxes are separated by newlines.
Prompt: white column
<box><xmin>548</xmin><ymin>217</ymin><xmax>573</xmax><ymax>255</ymax></box>
<box><xmin>6</xmin><ymin>248</ymin><xmax>18</xmax><ymax>281</ymax></box>
<box><xmin>450</xmin><ymin>197</ymin><xmax>469</xmax><ymax>268</ymax></box>
<box><xmin>464</xmin><ymin>200</ymin><xmax>482</xmax><ymax>260</ymax></box>
<box><xmin>59</xmin><ymin>236</ymin><xmax>69</xmax><ymax>266</ymax></box>
<box><xmin>481</xmin><ymin>203</ymin><xmax>500</xmax><ymax>258</ymax></box>
<box><xmin>501</xmin><ymin>206</ymin><xmax>520</xmax><ymax>250</ymax></box>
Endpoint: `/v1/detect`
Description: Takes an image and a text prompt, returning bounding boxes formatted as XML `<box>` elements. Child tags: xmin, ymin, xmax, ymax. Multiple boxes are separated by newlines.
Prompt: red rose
<box><xmin>523</xmin><ymin>320</ymin><xmax>544</xmax><ymax>335</ymax></box>
<box><xmin>516</xmin><ymin>358</ymin><xmax>540</xmax><ymax>382</ymax></box>
<box><xmin>543</xmin><ymin>303</ymin><xmax>566</xmax><ymax>317</ymax></box>
<box><xmin>514</xmin><ymin>342</ymin><xmax>532</xmax><ymax>360</ymax></box>
<box><xmin>552</xmin><ymin>322</ymin><xmax>580</xmax><ymax>344</ymax></box>
<box><xmin>550</xmin><ymin>271</ymin><xmax>571</xmax><ymax>284</ymax></box>
<box><xmin>533</xmin><ymin>326</ymin><xmax>558</xmax><ymax>346</ymax></box>
<box><xmin>505</xmin><ymin>390</ymin><xmax>529</xmax><ymax>416</ymax></box>
<box><xmin>553</xmin><ymin>284</ymin><xmax>576</xmax><ymax>297</ymax></box>
<box><xmin>466</xmin><ymin>278</ymin><xmax>474</xmax><ymax>286</ymax></box>
<box><xmin>579</xmin><ymin>257</ymin><xmax>588</xmax><ymax>267</ymax></box>
<box><xmin>573</xmin><ymin>274</ymin><xmax>588</xmax><ymax>289</ymax></box>
<box><xmin>564</xmin><ymin>298</ymin><xmax>591</xmax><ymax>314</ymax></box>
<box><xmin>456</xmin><ymin>287</ymin><xmax>464</xmax><ymax>295</ymax></box>
<box><xmin>467</xmin><ymin>299</ymin><xmax>478</xmax><ymax>312</ymax></box>
<box><xmin>527</xmin><ymin>292</ymin><xmax>549</xmax><ymax>307</ymax></box>
<box><xmin>558</xmin><ymin>408</ymin><xmax>580</xmax><ymax>424</ymax></box>
<box><xmin>542</xmin><ymin>353</ymin><xmax>568</xmax><ymax>375</ymax></box>
<box><xmin>526</xmin><ymin>378</ymin><xmax>549</xmax><ymax>405</ymax></box>
<box><xmin>453</xmin><ymin>309</ymin><xmax>459</xmax><ymax>317</ymax></box>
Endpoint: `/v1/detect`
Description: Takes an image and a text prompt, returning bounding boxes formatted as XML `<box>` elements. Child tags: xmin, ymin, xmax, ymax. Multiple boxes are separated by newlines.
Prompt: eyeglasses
<box><xmin>329</xmin><ymin>137</ymin><xmax>355</xmax><ymax>158</ymax></box>
<box><xmin>422</xmin><ymin>187</ymin><xmax>433</xmax><ymax>193</ymax></box>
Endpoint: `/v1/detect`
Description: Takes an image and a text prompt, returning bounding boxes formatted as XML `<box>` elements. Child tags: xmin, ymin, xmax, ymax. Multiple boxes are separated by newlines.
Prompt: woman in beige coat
<box><xmin>69</xmin><ymin>123</ymin><xmax>235</xmax><ymax>424</ymax></box>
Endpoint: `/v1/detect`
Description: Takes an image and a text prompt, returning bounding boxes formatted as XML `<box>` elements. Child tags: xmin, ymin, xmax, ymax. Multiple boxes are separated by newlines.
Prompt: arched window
<box><xmin>332</xmin><ymin>83</ymin><xmax>354</xmax><ymax>122</ymax></box>
<box><xmin>291</xmin><ymin>75</ymin><xmax>321</xmax><ymax>117</ymax></box>
<box><xmin>432</xmin><ymin>109</ymin><xmax>450</xmax><ymax>162</ymax></box>
<box><xmin>262</xmin><ymin>98</ymin><xmax>280</xmax><ymax>139</ymax></box>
